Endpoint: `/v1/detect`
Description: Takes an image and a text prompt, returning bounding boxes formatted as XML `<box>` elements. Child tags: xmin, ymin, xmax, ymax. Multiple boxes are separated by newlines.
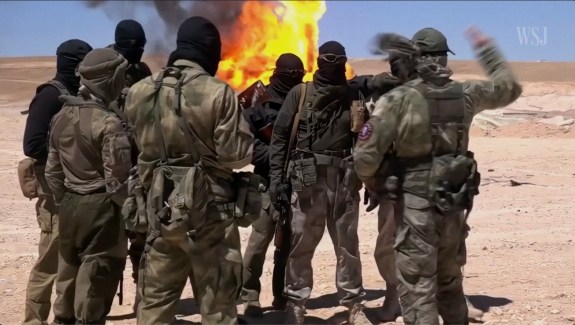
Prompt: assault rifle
<box><xmin>238</xmin><ymin>80</ymin><xmax>270</xmax><ymax>110</ymax></box>
<box><xmin>273</xmin><ymin>82</ymin><xmax>308</xmax><ymax>252</ymax></box>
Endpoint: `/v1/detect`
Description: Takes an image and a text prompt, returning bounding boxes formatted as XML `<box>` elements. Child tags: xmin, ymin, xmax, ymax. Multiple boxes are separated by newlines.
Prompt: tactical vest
<box><xmin>405</xmin><ymin>80</ymin><xmax>481</xmax><ymax>216</ymax></box>
<box><xmin>17</xmin><ymin>80</ymin><xmax>71</xmax><ymax>199</ymax></box>
<box><xmin>296</xmin><ymin>81</ymin><xmax>365</xmax><ymax>153</ymax></box>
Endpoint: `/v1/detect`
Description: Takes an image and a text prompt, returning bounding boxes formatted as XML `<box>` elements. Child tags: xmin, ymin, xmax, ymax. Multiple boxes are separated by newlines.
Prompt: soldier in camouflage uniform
<box><xmin>45</xmin><ymin>48</ymin><xmax>131</xmax><ymax>324</ymax></box>
<box><xmin>241</xmin><ymin>53</ymin><xmax>305</xmax><ymax>317</ymax></box>
<box><xmin>21</xmin><ymin>39</ymin><xmax>92</xmax><ymax>325</ymax></box>
<box><xmin>268</xmin><ymin>41</ymin><xmax>398</xmax><ymax>325</ymax></box>
<box><xmin>107</xmin><ymin>18</ymin><xmax>153</xmax><ymax>312</ymax></box>
<box><xmin>124</xmin><ymin>17</ymin><xmax>253</xmax><ymax>325</ymax></box>
<box><xmin>354</xmin><ymin>27</ymin><xmax>522</xmax><ymax>324</ymax></box>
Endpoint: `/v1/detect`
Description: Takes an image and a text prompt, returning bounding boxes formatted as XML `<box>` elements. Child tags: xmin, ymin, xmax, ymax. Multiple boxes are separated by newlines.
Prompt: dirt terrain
<box><xmin>0</xmin><ymin>56</ymin><xmax>574</xmax><ymax>325</ymax></box>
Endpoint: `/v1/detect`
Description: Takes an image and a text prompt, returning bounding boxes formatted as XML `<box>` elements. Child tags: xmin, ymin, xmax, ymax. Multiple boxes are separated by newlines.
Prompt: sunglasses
<box><xmin>319</xmin><ymin>54</ymin><xmax>347</xmax><ymax>64</ymax></box>
<box><xmin>274</xmin><ymin>68</ymin><xmax>306</xmax><ymax>78</ymax></box>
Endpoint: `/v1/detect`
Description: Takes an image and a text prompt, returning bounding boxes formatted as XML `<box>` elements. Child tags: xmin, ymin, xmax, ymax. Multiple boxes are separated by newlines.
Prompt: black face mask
<box><xmin>115</xmin><ymin>44</ymin><xmax>144</xmax><ymax>64</ymax></box>
<box><xmin>269</xmin><ymin>69</ymin><xmax>305</xmax><ymax>98</ymax></box>
<box><xmin>55</xmin><ymin>39</ymin><xmax>93</xmax><ymax>94</ymax></box>
<box><xmin>314</xmin><ymin>54</ymin><xmax>347</xmax><ymax>87</ymax></box>
<box><xmin>167</xmin><ymin>17</ymin><xmax>222</xmax><ymax>76</ymax></box>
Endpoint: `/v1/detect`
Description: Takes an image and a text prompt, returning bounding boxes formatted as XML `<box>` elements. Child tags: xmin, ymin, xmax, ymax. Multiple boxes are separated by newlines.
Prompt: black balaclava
<box><xmin>55</xmin><ymin>39</ymin><xmax>93</xmax><ymax>94</ymax></box>
<box><xmin>114</xmin><ymin>19</ymin><xmax>147</xmax><ymax>64</ymax></box>
<box><xmin>313</xmin><ymin>41</ymin><xmax>347</xmax><ymax>87</ymax></box>
<box><xmin>269</xmin><ymin>53</ymin><xmax>305</xmax><ymax>99</ymax></box>
<box><xmin>167</xmin><ymin>16</ymin><xmax>222</xmax><ymax>76</ymax></box>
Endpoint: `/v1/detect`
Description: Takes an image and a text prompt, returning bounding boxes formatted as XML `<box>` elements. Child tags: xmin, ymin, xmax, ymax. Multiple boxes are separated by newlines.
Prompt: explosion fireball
<box><xmin>218</xmin><ymin>0</ymin><xmax>355</xmax><ymax>90</ymax></box>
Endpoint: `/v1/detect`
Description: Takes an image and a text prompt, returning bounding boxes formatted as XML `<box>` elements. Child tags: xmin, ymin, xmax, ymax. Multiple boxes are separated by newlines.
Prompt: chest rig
<box><xmin>408</xmin><ymin>80</ymin><xmax>466</xmax><ymax>157</ymax></box>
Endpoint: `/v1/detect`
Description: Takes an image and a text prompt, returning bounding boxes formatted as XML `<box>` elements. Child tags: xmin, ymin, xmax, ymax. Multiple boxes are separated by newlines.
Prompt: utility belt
<box><xmin>66</xmin><ymin>186</ymin><xmax>107</xmax><ymax>195</ymax></box>
<box><xmin>287</xmin><ymin>148</ymin><xmax>361</xmax><ymax>193</ymax></box>
<box><xmin>394</xmin><ymin>151</ymin><xmax>481</xmax><ymax>216</ymax></box>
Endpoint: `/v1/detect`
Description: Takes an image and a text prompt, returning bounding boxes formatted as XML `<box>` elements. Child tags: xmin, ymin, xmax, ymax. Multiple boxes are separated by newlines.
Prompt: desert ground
<box><xmin>0</xmin><ymin>56</ymin><xmax>574</xmax><ymax>325</ymax></box>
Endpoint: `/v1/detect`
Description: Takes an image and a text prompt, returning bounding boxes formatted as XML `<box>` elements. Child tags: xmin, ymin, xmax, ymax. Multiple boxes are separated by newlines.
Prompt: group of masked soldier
<box><xmin>20</xmin><ymin>13</ymin><xmax>522</xmax><ymax>325</ymax></box>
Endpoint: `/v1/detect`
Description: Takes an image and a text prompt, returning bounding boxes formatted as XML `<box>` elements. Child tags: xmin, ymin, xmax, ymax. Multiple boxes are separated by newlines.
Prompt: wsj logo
<box><xmin>517</xmin><ymin>27</ymin><xmax>548</xmax><ymax>46</ymax></box>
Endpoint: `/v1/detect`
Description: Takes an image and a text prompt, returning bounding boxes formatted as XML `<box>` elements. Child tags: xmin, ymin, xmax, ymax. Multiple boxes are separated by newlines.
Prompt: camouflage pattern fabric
<box><xmin>354</xmin><ymin>38</ymin><xmax>522</xmax><ymax>324</ymax></box>
<box><xmin>125</xmin><ymin>59</ymin><xmax>252</xmax><ymax>324</ymax></box>
<box><xmin>284</xmin><ymin>164</ymin><xmax>365</xmax><ymax>308</ymax></box>
<box><xmin>137</xmin><ymin>216</ymin><xmax>242</xmax><ymax>325</ymax></box>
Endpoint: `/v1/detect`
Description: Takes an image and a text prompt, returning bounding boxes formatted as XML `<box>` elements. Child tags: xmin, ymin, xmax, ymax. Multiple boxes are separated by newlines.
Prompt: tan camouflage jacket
<box><xmin>353</xmin><ymin>41</ymin><xmax>523</xmax><ymax>183</ymax></box>
<box><xmin>45</xmin><ymin>95</ymin><xmax>132</xmax><ymax>203</ymax></box>
<box><xmin>124</xmin><ymin>60</ymin><xmax>253</xmax><ymax>202</ymax></box>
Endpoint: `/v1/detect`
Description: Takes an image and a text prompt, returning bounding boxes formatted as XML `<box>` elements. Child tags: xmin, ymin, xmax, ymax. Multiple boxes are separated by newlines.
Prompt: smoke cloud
<box><xmin>84</xmin><ymin>0</ymin><xmax>259</xmax><ymax>57</ymax></box>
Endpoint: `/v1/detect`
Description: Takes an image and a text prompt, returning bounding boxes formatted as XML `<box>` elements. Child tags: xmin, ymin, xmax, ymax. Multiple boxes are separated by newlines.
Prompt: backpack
<box><xmin>17</xmin><ymin>80</ymin><xmax>70</xmax><ymax>199</ymax></box>
<box><xmin>408</xmin><ymin>81</ymin><xmax>481</xmax><ymax>217</ymax></box>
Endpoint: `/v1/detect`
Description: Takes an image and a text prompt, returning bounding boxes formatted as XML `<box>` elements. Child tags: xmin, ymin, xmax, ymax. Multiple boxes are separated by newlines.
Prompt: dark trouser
<box><xmin>394</xmin><ymin>192</ymin><xmax>468</xmax><ymax>325</ymax></box>
<box><xmin>285</xmin><ymin>165</ymin><xmax>364</xmax><ymax>307</ymax></box>
<box><xmin>242</xmin><ymin>196</ymin><xmax>291</xmax><ymax>303</ymax></box>
<box><xmin>23</xmin><ymin>197</ymin><xmax>62</xmax><ymax>325</ymax></box>
<box><xmin>52</xmin><ymin>191</ymin><xmax>127</xmax><ymax>324</ymax></box>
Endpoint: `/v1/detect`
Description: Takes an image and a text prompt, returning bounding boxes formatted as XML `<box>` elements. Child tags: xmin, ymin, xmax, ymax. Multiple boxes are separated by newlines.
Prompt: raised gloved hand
<box><xmin>465</xmin><ymin>26</ymin><xmax>491</xmax><ymax>49</ymax></box>
<box><xmin>363</xmin><ymin>189</ymin><xmax>381</xmax><ymax>212</ymax></box>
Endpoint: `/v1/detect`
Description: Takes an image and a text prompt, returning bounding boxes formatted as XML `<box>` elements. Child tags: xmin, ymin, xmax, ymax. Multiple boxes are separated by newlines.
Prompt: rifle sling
<box><xmin>282</xmin><ymin>83</ymin><xmax>307</xmax><ymax>180</ymax></box>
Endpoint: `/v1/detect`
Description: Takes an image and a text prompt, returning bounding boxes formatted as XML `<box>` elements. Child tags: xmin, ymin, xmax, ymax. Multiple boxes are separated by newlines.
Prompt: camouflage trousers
<box><xmin>394</xmin><ymin>192</ymin><xmax>468</xmax><ymax>325</ymax></box>
<box><xmin>137</xmin><ymin>212</ymin><xmax>242</xmax><ymax>325</ymax></box>
<box><xmin>23</xmin><ymin>197</ymin><xmax>62</xmax><ymax>325</ymax></box>
<box><xmin>285</xmin><ymin>165</ymin><xmax>365</xmax><ymax>307</ymax></box>
<box><xmin>53</xmin><ymin>191</ymin><xmax>127</xmax><ymax>324</ymax></box>
<box><xmin>242</xmin><ymin>192</ymin><xmax>290</xmax><ymax>303</ymax></box>
<box><xmin>374</xmin><ymin>199</ymin><xmax>398</xmax><ymax>289</ymax></box>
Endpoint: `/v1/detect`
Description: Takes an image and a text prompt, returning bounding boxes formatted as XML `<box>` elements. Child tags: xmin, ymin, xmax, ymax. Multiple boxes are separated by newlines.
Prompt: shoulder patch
<box><xmin>358</xmin><ymin>122</ymin><xmax>373</xmax><ymax>141</ymax></box>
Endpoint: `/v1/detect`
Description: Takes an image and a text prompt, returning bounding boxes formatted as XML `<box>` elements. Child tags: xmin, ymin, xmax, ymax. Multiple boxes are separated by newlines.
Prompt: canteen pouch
<box><xmin>147</xmin><ymin>164</ymin><xmax>212</xmax><ymax>253</ymax></box>
<box><xmin>18</xmin><ymin>158</ymin><xmax>38</xmax><ymax>199</ymax></box>
<box><xmin>122</xmin><ymin>166</ymin><xmax>149</xmax><ymax>233</ymax></box>
<box><xmin>232</xmin><ymin>171</ymin><xmax>264</xmax><ymax>227</ymax></box>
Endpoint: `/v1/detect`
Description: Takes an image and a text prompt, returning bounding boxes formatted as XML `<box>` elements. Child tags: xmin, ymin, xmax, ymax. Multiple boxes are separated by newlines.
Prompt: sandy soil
<box><xmin>0</xmin><ymin>57</ymin><xmax>574</xmax><ymax>325</ymax></box>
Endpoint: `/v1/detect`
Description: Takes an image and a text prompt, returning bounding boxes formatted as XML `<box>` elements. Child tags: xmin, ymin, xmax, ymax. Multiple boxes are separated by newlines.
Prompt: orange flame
<box><xmin>216</xmin><ymin>1</ymin><xmax>355</xmax><ymax>91</ymax></box>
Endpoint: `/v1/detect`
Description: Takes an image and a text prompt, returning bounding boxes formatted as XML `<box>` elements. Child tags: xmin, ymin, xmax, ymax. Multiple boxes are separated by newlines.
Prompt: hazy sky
<box><xmin>0</xmin><ymin>1</ymin><xmax>572</xmax><ymax>61</ymax></box>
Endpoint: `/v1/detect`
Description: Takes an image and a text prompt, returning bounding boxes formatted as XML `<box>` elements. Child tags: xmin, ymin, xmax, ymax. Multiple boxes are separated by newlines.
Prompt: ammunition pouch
<box><xmin>122</xmin><ymin>166</ymin><xmax>148</xmax><ymax>234</ymax></box>
<box><xmin>288</xmin><ymin>157</ymin><xmax>317</xmax><ymax>192</ymax></box>
<box><xmin>232</xmin><ymin>171</ymin><xmax>264</xmax><ymax>228</ymax></box>
<box><xmin>429</xmin><ymin>151</ymin><xmax>481</xmax><ymax>215</ymax></box>
<box><xmin>147</xmin><ymin>164</ymin><xmax>213</xmax><ymax>254</ymax></box>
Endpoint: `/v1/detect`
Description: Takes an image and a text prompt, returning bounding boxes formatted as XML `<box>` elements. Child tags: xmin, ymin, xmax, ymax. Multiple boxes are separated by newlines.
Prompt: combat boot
<box><xmin>466</xmin><ymin>296</ymin><xmax>484</xmax><ymax>321</ymax></box>
<box><xmin>378</xmin><ymin>285</ymin><xmax>402</xmax><ymax>321</ymax></box>
<box><xmin>243</xmin><ymin>301</ymin><xmax>263</xmax><ymax>318</ymax></box>
<box><xmin>272</xmin><ymin>296</ymin><xmax>287</xmax><ymax>311</ymax></box>
<box><xmin>285</xmin><ymin>301</ymin><xmax>305</xmax><ymax>325</ymax></box>
<box><xmin>50</xmin><ymin>317</ymin><xmax>76</xmax><ymax>325</ymax></box>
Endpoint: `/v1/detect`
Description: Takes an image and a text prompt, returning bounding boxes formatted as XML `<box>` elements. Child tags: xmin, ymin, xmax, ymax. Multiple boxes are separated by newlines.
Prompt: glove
<box><xmin>371</xmin><ymin>72</ymin><xmax>401</xmax><ymax>89</ymax></box>
<box><xmin>363</xmin><ymin>189</ymin><xmax>380</xmax><ymax>212</ymax></box>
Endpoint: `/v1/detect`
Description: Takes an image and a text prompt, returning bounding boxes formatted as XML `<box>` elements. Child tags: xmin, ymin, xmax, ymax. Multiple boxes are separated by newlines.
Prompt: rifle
<box><xmin>238</xmin><ymin>80</ymin><xmax>271</xmax><ymax>110</ymax></box>
<box><xmin>273</xmin><ymin>82</ymin><xmax>307</xmax><ymax>250</ymax></box>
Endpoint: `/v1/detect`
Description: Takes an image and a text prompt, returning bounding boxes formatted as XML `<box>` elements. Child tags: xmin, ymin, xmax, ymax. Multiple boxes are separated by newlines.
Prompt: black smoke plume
<box><xmin>84</xmin><ymin>0</ymin><xmax>259</xmax><ymax>57</ymax></box>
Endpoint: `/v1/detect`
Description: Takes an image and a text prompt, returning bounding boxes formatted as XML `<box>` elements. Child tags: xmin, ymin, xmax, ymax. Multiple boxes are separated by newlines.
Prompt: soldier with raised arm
<box><xmin>354</xmin><ymin>26</ymin><xmax>522</xmax><ymax>324</ymax></box>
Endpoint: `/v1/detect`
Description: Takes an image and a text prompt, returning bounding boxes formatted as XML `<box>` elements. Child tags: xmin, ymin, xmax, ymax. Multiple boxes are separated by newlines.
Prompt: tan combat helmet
<box><xmin>412</xmin><ymin>27</ymin><xmax>455</xmax><ymax>55</ymax></box>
